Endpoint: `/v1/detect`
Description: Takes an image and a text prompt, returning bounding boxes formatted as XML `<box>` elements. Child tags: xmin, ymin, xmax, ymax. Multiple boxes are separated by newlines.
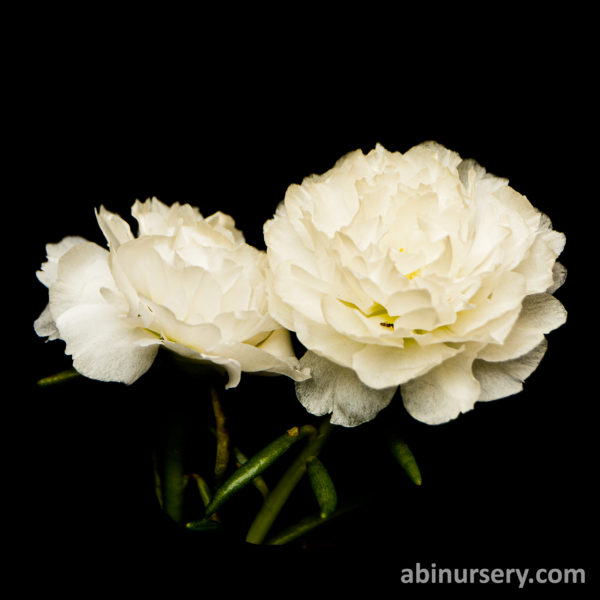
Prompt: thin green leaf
<box><xmin>233</xmin><ymin>447</ymin><xmax>270</xmax><ymax>500</ymax></box>
<box><xmin>185</xmin><ymin>519</ymin><xmax>224</xmax><ymax>533</ymax></box>
<box><xmin>211</xmin><ymin>387</ymin><xmax>230</xmax><ymax>485</ymax></box>
<box><xmin>191</xmin><ymin>473</ymin><xmax>213</xmax><ymax>508</ymax></box>
<box><xmin>209</xmin><ymin>426</ymin><xmax>270</xmax><ymax>499</ymax></box>
<box><xmin>152</xmin><ymin>452</ymin><xmax>163</xmax><ymax>509</ymax></box>
<box><xmin>306</xmin><ymin>456</ymin><xmax>337</xmax><ymax>518</ymax></box>
<box><xmin>205</xmin><ymin>425</ymin><xmax>317</xmax><ymax>517</ymax></box>
<box><xmin>265</xmin><ymin>499</ymin><xmax>363</xmax><ymax>546</ymax></box>
<box><xmin>388</xmin><ymin>433</ymin><xmax>422</xmax><ymax>486</ymax></box>
<box><xmin>245</xmin><ymin>417</ymin><xmax>334</xmax><ymax>545</ymax></box>
<box><xmin>37</xmin><ymin>368</ymin><xmax>80</xmax><ymax>387</ymax></box>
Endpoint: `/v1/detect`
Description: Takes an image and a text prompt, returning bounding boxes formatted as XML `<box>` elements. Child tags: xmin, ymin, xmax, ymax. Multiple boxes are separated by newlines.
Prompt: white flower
<box><xmin>35</xmin><ymin>198</ymin><xmax>310</xmax><ymax>388</ymax></box>
<box><xmin>264</xmin><ymin>142</ymin><xmax>567</xmax><ymax>426</ymax></box>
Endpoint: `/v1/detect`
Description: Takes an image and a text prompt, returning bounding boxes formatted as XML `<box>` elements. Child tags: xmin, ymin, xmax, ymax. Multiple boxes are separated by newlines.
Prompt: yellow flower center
<box><xmin>338</xmin><ymin>299</ymin><xmax>398</xmax><ymax>329</ymax></box>
<box><xmin>404</xmin><ymin>268</ymin><xmax>421</xmax><ymax>280</ymax></box>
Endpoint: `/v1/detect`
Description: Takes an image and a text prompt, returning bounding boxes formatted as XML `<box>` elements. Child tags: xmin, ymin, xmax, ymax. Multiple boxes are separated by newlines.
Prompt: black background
<box><xmin>11</xmin><ymin>17</ymin><xmax>596</xmax><ymax>592</ymax></box>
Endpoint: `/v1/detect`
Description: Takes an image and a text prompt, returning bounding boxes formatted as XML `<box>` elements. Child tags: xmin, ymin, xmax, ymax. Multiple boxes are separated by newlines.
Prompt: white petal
<box><xmin>114</xmin><ymin>238</ymin><xmax>175</xmax><ymax>307</ymax></box>
<box><xmin>351</xmin><ymin>340</ymin><xmax>462</xmax><ymax>389</ymax></box>
<box><xmin>100</xmin><ymin>286</ymin><xmax>130</xmax><ymax>313</ymax></box>
<box><xmin>418</xmin><ymin>141</ymin><xmax>463</xmax><ymax>171</ymax></box>
<box><xmin>46</xmin><ymin>241</ymin><xmax>158</xmax><ymax>383</ymax></box>
<box><xmin>161</xmin><ymin>341</ymin><xmax>242</xmax><ymax>389</ymax></box>
<box><xmin>214</xmin><ymin>311</ymin><xmax>276</xmax><ymax>345</ymax></box>
<box><xmin>295</xmin><ymin>351</ymin><xmax>397</xmax><ymax>427</ymax></box>
<box><xmin>513</xmin><ymin>234</ymin><xmax>560</xmax><ymax>294</ymax></box>
<box><xmin>55</xmin><ymin>303</ymin><xmax>159</xmax><ymax>384</ymax></box>
<box><xmin>449</xmin><ymin>271</ymin><xmax>526</xmax><ymax>338</ymax></box>
<box><xmin>143</xmin><ymin>299</ymin><xmax>222</xmax><ymax>352</ymax></box>
<box><xmin>401</xmin><ymin>352</ymin><xmax>481</xmax><ymax>425</ymax></box>
<box><xmin>265</xmin><ymin>280</ymin><xmax>297</xmax><ymax>332</ymax></box>
<box><xmin>385</xmin><ymin>288</ymin><xmax>435</xmax><ymax>317</ymax></box>
<box><xmin>96</xmin><ymin>205</ymin><xmax>134</xmax><ymax>248</ymax></box>
<box><xmin>255</xmin><ymin>327</ymin><xmax>297</xmax><ymax>360</ymax></box>
<box><xmin>538</xmin><ymin>213</ymin><xmax>566</xmax><ymax>256</ymax></box>
<box><xmin>211</xmin><ymin>340</ymin><xmax>311</xmax><ymax>381</ymax></box>
<box><xmin>49</xmin><ymin>241</ymin><xmax>120</xmax><ymax>320</ymax></box>
<box><xmin>132</xmin><ymin>198</ymin><xmax>204</xmax><ymax>237</ymax></box>
<box><xmin>36</xmin><ymin>236</ymin><xmax>89</xmax><ymax>288</ymax></box>
<box><xmin>292</xmin><ymin>315</ymin><xmax>367</xmax><ymax>370</ymax></box>
<box><xmin>477</xmin><ymin>293</ymin><xmax>567</xmax><ymax>362</ymax></box>
<box><xmin>518</xmin><ymin>291</ymin><xmax>568</xmax><ymax>331</ymax></box>
<box><xmin>34</xmin><ymin>303</ymin><xmax>59</xmax><ymax>339</ymax></box>
<box><xmin>205</xmin><ymin>211</ymin><xmax>246</xmax><ymax>246</ymax></box>
<box><xmin>321</xmin><ymin>294</ymin><xmax>378</xmax><ymax>342</ymax></box>
<box><xmin>265</xmin><ymin>203</ymin><xmax>321</xmax><ymax>275</ymax></box>
<box><xmin>546</xmin><ymin>261</ymin><xmax>567</xmax><ymax>294</ymax></box>
<box><xmin>107</xmin><ymin>245</ymin><xmax>141</xmax><ymax>316</ymax></box>
<box><xmin>473</xmin><ymin>339</ymin><xmax>548</xmax><ymax>401</ymax></box>
<box><xmin>269</xmin><ymin>262</ymin><xmax>328</xmax><ymax>325</ymax></box>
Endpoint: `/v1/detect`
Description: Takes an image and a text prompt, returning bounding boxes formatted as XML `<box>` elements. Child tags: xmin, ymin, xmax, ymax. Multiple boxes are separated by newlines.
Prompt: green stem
<box><xmin>152</xmin><ymin>451</ymin><xmax>163</xmax><ymax>509</ymax></box>
<box><xmin>208</xmin><ymin>426</ymin><xmax>270</xmax><ymax>500</ymax></box>
<box><xmin>163</xmin><ymin>409</ymin><xmax>185</xmax><ymax>526</ymax></box>
<box><xmin>192</xmin><ymin>473</ymin><xmax>213</xmax><ymax>508</ymax></box>
<box><xmin>192</xmin><ymin>473</ymin><xmax>221</xmax><ymax>522</ymax></box>
<box><xmin>265</xmin><ymin>500</ymin><xmax>363</xmax><ymax>545</ymax></box>
<box><xmin>205</xmin><ymin>425</ymin><xmax>316</xmax><ymax>518</ymax></box>
<box><xmin>211</xmin><ymin>387</ymin><xmax>230</xmax><ymax>486</ymax></box>
<box><xmin>245</xmin><ymin>417</ymin><xmax>333</xmax><ymax>545</ymax></box>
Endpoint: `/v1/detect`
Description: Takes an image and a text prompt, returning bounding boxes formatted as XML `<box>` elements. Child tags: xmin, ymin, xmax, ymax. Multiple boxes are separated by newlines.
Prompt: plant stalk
<box><xmin>163</xmin><ymin>409</ymin><xmax>185</xmax><ymax>526</ymax></box>
<box><xmin>245</xmin><ymin>416</ymin><xmax>333</xmax><ymax>545</ymax></box>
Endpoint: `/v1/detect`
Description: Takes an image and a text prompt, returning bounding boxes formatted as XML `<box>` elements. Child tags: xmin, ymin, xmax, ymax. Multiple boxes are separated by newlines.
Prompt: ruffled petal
<box><xmin>161</xmin><ymin>340</ymin><xmax>242</xmax><ymax>389</ymax></box>
<box><xmin>96</xmin><ymin>206</ymin><xmax>134</xmax><ymax>249</ymax></box>
<box><xmin>36</xmin><ymin>236</ymin><xmax>89</xmax><ymax>288</ymax></box>
<box><xmin>473</xmin><ymin>339</ymin><xmax>548</xmax><ymax>401</ymax></box>
<box><xmin>254</xmin><ymin>327</ymin><xmax>298</xmax><ymax>361</ymax></box>
<box><xmin>211</xmin><ymin>340</ymin><xmax>311</xmax><ymax>382</ymax></box>
<box><xmin>401</xmin><ymin>351</ymin><xmax>482</xmax><ymax>424</ymax></box>
<box><xmin>47</xmin><ymin>240</ymin><xmax>159</xmax><ymax>383</ymax></box>
<box><xmin>295</xmin><ymin>351</ymin><xmax>397</xmax><ymax>427</ymax></box>
<box><xmin>547</xmin><ymin>261</ymin><xmax>567</xmax><ymax>294</ymax></box>
<box><xmin>49</xmin><ymin>241</ymin><xmax>121</xmax><ymax>320</ymax></box>
<box><xmin>142</xmin><ymin>298</ymin><xmax>223</xmax><ymax>352</ymax></box>
<box><xmin>477</xmin><ymin>293</ymin><xmax>567</xmax><ymax>362</ymax></box>
<box><xmin>158</xmin><ymin>322</ymin><xmax>309</xmax><ymax>387</ymax></box>
<box><xmin>291</xmin><ymin>315</ymin><xmax>368</xmax><ymax>370</ymax></box>
<box><xmin>351</xmin><ymin>340</ymin><xmax>462</xmax><ymax>389</ymax></box>
<box><xmin>34</xmin><ymin>303</ymin><xmax>59</xmax><ymax>340</ymax></box>
<box><xmin>55</xmin><ymin>303</ymin><xmax>159</xmax><ymax>384</ymax></box>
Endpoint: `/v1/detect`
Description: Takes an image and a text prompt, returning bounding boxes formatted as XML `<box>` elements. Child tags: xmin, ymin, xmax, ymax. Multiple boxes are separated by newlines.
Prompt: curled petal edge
<box><xmin>295</xmin><ymin>351</ymin><xmax>397</xmax><ymax>427</ymax></box>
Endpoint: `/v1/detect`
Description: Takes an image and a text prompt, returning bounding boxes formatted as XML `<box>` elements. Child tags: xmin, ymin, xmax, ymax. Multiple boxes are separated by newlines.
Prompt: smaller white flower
<box><xmin>35</xmin><ymin>198</ymin><xmax>310</xmax><ymax>388</ymax></box>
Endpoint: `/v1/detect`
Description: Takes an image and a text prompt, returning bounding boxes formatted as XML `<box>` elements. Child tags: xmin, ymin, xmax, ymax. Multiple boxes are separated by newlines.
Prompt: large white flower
<box><xmin>264</xmin><ymin>142</ymin><xmax>567</xmax><ymax>426</ymax></box>
<box><xmin>35</xmin><ymin>198</ymin><xmax>309</xmax><ymax>388</ymax></box>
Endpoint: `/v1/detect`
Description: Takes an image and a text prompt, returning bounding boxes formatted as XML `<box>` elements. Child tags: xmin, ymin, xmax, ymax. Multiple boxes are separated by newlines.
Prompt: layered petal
<box><xmin>55</xmin><ymin>304</ymin><xmax>159</xmax><ymax>384</ymax></box>
<box><xmin>295</xmin><ymin>351</ymin><xmax>396</xmax><ymax>427</ymax></box>
<box><xmin>47</xmin><ymin>240</ymin><xmax>159</xmax><ymax>383</ymax></box>
<box><xmin>36</xmin><ymin>236</ymin><xmax>88</xmax><ymax>288</ymax></box>
<box><xmin>473</xmin><ymin>340</ymin><xmax>548</xmax><ymax>402</ymax></box>
<box><xmin>401</xmin><ymin>351</ymin><xmax>482</xmax><ymax>425</ymax></box>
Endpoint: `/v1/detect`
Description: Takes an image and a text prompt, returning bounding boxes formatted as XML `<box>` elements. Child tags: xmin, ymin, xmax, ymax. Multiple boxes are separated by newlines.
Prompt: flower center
<box><xmin>404</xmin><ymin>268</ymin><xmax>421</xmax><ymax>280</ymax></box>
<box><xmin>338</xmin><ymin>299</ymin><xmax>398</xmax><ymax>329</ymax></box>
